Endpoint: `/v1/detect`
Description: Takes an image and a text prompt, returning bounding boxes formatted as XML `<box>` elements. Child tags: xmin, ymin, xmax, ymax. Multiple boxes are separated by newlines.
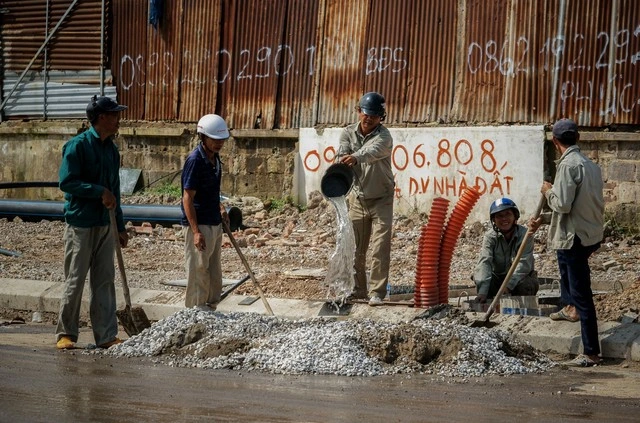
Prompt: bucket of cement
<box><xmin>321</xmin><ymin>163</ymin><xmax>354</xmax><ymax>198</ymax></box>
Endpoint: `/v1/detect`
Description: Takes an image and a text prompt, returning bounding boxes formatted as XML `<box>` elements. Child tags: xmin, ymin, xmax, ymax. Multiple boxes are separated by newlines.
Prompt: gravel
<box><xmin>2</xmin><ymin>191</ymin><xmax>638</xmax><ymax>377</ymax></box>
<box><xmin>95</xmin><ymin>308</ymin><xmax>555</xmax><ymax>379</ymax></box>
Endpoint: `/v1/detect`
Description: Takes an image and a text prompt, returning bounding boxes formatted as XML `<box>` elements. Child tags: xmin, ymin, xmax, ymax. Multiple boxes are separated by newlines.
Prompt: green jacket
<box><xmin>58</xmin><ymin>127</ymin><xmax>125</xmax><ymax>232</ymax></box>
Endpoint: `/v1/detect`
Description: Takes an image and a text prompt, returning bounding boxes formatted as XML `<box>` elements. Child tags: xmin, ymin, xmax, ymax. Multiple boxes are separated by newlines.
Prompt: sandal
<box><xmin>565</xmin><ymin>354</ymin><xmax>603</xmax><ymax>367</ymax></box>
<box><xmin>549</xmin><ymin>307</ymin><xmax>579</xmax><ymax>322</ymax></box>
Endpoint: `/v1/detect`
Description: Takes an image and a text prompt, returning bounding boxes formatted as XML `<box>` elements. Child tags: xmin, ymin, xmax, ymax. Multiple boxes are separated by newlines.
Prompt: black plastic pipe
<box><xmin>0</xmin><ymin>199</ymin><xmax>243</xmax><ymax>230</ymax></box>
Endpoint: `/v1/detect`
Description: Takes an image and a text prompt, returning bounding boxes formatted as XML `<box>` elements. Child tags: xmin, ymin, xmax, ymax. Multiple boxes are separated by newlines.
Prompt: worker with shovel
<box><xmin>531</xmin><ymin>118</ymin><xmax>604</xmax><ymax>367</ymax></box>
<box><xmin>56</xmin><ymin>95</ymin><xmax>128</xmax><ymax>350</ymax></box>
<box><xmin>472</xmin><ymin>198</ymin><xmax>540</xmax><ymax>304</ymax></box>
<box><xmin>181</xmin><ymin>114</ymin><xmax>230</xmax><ymax>312</ymax></box>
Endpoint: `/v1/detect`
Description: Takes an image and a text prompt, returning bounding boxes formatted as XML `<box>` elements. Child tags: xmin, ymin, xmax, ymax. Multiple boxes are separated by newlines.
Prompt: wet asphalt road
<box><xmin>1</xmin><ymin>324</ymin><xmax>639</xmax><ymax>422</ymax></box>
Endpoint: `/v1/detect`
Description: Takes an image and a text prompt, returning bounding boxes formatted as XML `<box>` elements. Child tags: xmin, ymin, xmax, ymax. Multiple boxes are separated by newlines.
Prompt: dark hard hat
<box><xmin>489</xmin><ymin>197</ymin><xmax>520</xmax><ymax>220</ymax></box>
<box><xmin>86</xmin><ymin>95</ymin><xmax>127</xmax><ymax>123</ymax></box>
<box><xmin>358</xmin><ymin>92</ymin><xmax>386</xmax><ymax>119</ymax></box>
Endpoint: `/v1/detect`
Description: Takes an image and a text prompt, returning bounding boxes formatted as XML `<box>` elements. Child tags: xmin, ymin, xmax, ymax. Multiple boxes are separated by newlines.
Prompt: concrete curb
<box><xmin>1</xmin><ymin>278</ymin><xmax>639</xmax><ymax>361</ymax></box>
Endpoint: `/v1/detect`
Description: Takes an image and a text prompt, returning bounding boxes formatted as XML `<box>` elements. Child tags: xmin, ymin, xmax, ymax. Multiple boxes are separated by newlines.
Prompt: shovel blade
<box><xmin>468</xmin><ymin>319</ymin><xmax>498</xmax><ymax>329</ymax></box>
<box><xmin>117</xmin><ymin>306</ymin><xmax>151</xmax><ymax>336</ymax></box>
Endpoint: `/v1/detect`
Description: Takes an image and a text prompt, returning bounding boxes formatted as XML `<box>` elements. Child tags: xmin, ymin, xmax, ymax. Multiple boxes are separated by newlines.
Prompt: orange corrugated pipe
<box><xmin>414</xmin><ymin>197</ymin><xmax>449</xmax><ymax>308</ymax></box>
<box><xmin>437</xmin><ymin>187</ymin><xmax>481</xmax><ymax>304</ymax></box>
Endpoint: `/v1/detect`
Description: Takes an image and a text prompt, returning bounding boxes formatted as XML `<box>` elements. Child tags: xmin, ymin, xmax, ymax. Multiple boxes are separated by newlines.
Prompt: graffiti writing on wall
<box><xmin>118</xmin><ymin>44</ymin><xmax>406</xmax><ymax>90</ymax></box>
<box><xmin>298</xmin><ymin>127</ymin><xmax>544</xmax><ymax>218</ymax></box>
<box><xmin>467</xmin><ymin>25</ymin><xmax>640</xmax><ymax>117</ymax></box>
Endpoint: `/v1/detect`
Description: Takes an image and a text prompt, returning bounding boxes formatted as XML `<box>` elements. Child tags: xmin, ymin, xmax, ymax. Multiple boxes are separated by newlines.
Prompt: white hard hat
<box><xmin>197</xmin><ymin>114</ymin><xmax>229</xmax><ymax>139</ymax></box>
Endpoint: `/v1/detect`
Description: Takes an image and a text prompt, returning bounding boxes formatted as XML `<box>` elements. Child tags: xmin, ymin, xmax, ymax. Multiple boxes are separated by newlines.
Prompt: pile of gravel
<box><xmin>94</xmin><ymin>308</ymin><xmax>555</xmax><ymax>379</ymax></box>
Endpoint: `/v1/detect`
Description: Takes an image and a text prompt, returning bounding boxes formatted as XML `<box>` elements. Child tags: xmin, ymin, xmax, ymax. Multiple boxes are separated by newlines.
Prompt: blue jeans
<box><xmin>556</xmin><ymin>236</ymin><xmax>601</xmax><ymax>356</ymax></box>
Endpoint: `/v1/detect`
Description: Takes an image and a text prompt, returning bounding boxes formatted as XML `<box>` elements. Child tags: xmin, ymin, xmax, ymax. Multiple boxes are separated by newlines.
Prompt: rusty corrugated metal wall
<box><xmin>1</xmin><ymin>0</ymin><xmax>105</xmax><ymax>71</ymax></box>
<box><xmin>2</xmin><ymin>0</ymin><xmax>640</xmax><ymax>127</ymax></box>
<box><xmin>0</xmin><ymin>0</ymin><xmax>113</xmax><ymax>119</ymax></box>
<box><xmin>111</xmin><ymin>0</ymin><xmax>146</xmax><ymax>120</ymax></box>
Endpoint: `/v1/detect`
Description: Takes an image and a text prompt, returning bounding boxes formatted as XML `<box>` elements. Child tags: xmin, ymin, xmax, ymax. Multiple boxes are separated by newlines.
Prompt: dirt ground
<box><xmin>1</xmin><ymin>191</ymin><xmax>639</xmax><ymax>324</ymax></box>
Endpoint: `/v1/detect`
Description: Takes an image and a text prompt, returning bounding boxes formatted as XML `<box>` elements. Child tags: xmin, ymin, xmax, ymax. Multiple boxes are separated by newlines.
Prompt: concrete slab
<box><xmin>599</xmin><ymin>321</ymin><xmax>640</xmax><ymax>360</ymax></box>
<box><xmin>0</xmin><ymin>279</ymin><xmax>57</xmax><ymax>311</ymax></box>
<box><xmin>631</xmin><ymin>336</ymin><xmax>640</xmax><ymax>362</ymax></box>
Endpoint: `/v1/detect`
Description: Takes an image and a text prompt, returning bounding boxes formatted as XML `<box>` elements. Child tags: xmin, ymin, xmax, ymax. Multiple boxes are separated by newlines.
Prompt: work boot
<box><xmin>98</xmin><ymin>338</ymin><xmax>123</xmax><ymax>348</ymax></box>
<box><xmin>56</xmin><ymin>336</ymin><xmax>75</xmax><ymax>349</ymax></box>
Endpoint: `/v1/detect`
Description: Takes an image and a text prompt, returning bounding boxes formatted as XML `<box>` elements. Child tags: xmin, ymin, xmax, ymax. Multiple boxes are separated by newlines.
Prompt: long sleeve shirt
<box><xmin>545</xmin><ymin>145</ymin><xmax>604</xmax><ymax>249</ymax></box>
<box><xmin>59</xmin><ymin>126</ymin><xmax>125</xmax><ymax>232</ymax></box>
<box><xmin>473</xmin><ymin>225</ymin><xmax>534</xmax><ymax>295</ymax></box>
<box><xmin>338</xmin><ymin>122</ymin><xmax>394</xmax><ymax>200</ymax></box>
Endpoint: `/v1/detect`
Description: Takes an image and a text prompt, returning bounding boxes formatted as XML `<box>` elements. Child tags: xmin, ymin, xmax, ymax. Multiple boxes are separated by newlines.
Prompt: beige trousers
<box><xmin>348</xmin><ymin>193</ymin><xmax>394</xmax><ymax>299</ymax></box>
<box><xmin>184</xmin><ymin>224</ymin><xmax>223</xmax><ymax>308</ymax></box>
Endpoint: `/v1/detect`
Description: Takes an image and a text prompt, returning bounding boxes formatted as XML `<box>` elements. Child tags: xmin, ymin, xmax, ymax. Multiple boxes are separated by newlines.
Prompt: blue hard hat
<box><xmin>489</xmin><ymin>197</ymin><xmax>520</xmax><ymax>220</ymax></box>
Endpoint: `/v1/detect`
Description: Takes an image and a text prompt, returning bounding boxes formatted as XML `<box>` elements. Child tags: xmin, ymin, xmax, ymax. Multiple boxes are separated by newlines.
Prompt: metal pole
<box><xmin>0</xmin><ymin>0</ymin><xmax>79</xmax><ymax>112</ymax></box>
<box><xmin>100</xmin><ymin>0</ymin><xmax>105</xmax><ymax>95</ymax></box>
<box><xmin>43</xmin><ymin>0</ymin><xmax>50</xmax><ymax>119</ymax></box>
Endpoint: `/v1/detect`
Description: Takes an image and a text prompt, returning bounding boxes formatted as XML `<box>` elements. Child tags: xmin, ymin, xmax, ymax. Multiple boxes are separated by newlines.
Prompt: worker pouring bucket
<box><xmin>320</xmin><ymin>162</ymin><xmax>354</xmax><ymax>198</ymax></box>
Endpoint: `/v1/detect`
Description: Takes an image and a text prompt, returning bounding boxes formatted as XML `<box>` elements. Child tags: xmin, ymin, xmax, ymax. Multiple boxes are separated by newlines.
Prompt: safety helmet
<box><xmin>197</xmin><ymin>114</ymin><xmax>229</xmax><ymax>139</ymax></box>
<box><xmin>358</xmin><ymin>92</ymin><xmax>387</xmax><ymax>119</ymax></box>
<box><xmin>489</xmin><ymin>197</ymin><xmax>520</xmax><ymax>221</ymax></box>
<box><xmin>86</xmin><ymin>95</ymin><xmax>127</xmax><ymax>123</ymax></box>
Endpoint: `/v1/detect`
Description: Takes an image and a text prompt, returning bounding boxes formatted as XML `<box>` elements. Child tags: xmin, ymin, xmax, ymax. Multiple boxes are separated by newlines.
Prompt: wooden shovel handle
<box><xmin>109</xmin><ymin>208</ymin><xmax>132</xmax><ymax>309</ymax></box>
<box><xmin>222</xmin><ymin>220</ymin><xmax>275</xmax><ymax>316</ymax></box>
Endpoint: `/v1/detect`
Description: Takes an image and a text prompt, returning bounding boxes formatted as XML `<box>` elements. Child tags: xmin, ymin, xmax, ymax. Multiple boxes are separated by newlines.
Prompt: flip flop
<box><xmin>549</xmin><ymin>307</ymin><xmax>579</xmax><ymax>322</ymax></box>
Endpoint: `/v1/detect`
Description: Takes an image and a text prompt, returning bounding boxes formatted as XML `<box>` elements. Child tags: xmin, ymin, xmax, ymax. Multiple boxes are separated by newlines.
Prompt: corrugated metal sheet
<box><xmin>405</xmin><ymin>0</ymin><xmax>457</xmax><ymax>123</ymax></box>
<box><xmin>453</xmin><ymin>0</ymin><xmax>510</xmax><ymax>123</ymax></box>
<box><xmin>276</xmin><ymin>0</ymin><xmax>321</xmax><ymax>128</ymax></box>
<box><xmin>1</xmin><ymin>0</ymin><xmax>105</xmax><ymax>71</ymax></box>
<box><xmin>177</xmin><ymin>0</ymin><xmax>223</xmax><ymax>122</ymax></box>
<box><xmin>551</xmin><ymin>0</ymin><xmax>612</xmax><ymax>126</ymax></box>
<box><xmin>218</xmin><ymin>0</ymin><xmax>286</xmax><ymax>129</ymax></box>
<box><xmin>317</xmin><ymin>0</ymin><xmax>369</xmax><ymax>125</ymax></box>
<box><xmin>365</xmin><ymin>0</ymin><xmax>411</xmax><ymax>124</ymax></box>
<box><xmin>2</xmin><ymin>0</ymin><xmax>639</xmax><ymax>127</ymax></box>
<box><xmin>614</xmin><ymin>0</ymin><xmax>640</xmax><ymax>125</ymax></box>
<box><xmin>111</xmin><ymin>0</ymin><xmax>147</xmax><ymax>120</ymax></box>
<box><xmin>2</xmin><ymin>70</ymin><xmax>117</xmax><ymax>119</ymax></box>
<box><xmin>145</xmin><ymin>0</ymin><xmax>182</xmax><ymax>121</ymax></box>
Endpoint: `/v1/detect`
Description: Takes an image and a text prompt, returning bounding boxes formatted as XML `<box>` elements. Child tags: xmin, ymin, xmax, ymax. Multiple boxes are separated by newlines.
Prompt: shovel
<box><xmin>470</xmin><ymin>195</ymin><xmax>546</xmax><ymax>328</ymax></box>
<box><xmin>221</xmin><ymin>220</ymin><xmax>274</xmax><ymax>316</ymax></box>
<box><xmin>109</xmin><ymin>208</ymin><xmax>151</xmax><ymax>336</ymax></box>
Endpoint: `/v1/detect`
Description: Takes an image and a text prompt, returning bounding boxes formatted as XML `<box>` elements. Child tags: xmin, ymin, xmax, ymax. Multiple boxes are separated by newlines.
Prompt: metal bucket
<box><xmin>320</xmin><ymin>163</ymin><xmax>354</xmax><ymax>198</ymax></box>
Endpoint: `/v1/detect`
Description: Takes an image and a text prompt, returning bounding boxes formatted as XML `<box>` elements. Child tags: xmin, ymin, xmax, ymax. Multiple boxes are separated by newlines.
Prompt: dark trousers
<box><xmin>556</xmin><ymin>236</ymin><xmax>601</xmax><ymax>356</ymax></box>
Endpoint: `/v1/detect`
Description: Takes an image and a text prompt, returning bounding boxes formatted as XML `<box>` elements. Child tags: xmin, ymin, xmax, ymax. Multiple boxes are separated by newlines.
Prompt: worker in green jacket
<box><xmin>55</xmin><ymin>95</ymin><xmax>128</xmax><ymax>350</ymax></box>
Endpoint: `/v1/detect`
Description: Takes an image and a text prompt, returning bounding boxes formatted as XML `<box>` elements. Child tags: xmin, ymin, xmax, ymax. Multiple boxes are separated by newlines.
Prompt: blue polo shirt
<box><xmin>180</xmin><ymin>143</ymin><xmax>222</xmax><ymax>226</ymax></box>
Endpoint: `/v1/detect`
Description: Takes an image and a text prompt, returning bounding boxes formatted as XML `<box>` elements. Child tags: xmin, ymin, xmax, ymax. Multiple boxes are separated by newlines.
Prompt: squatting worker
<box><xmin>181</xmin><ymin>114</ymin><xmax>230</xmax><ymax>311</ymax></box>
<box><xmin>338</xmin><ymin>92</ymin><xmax>395</xmax><ymax>307</ymax></box>
<box><xmin>56</xmin><ymin>95</ymin><xmax>128</xmax><ymax>350</ymax></box>
<box><xmin>472</xmin><ymin>198</ymin><xmax>539</xmax><ymax>304</ymax></box>
<box><xmin>530</xmin><ymin>118</ymin><xmax>604</xmax><ymax>367</ymax></box>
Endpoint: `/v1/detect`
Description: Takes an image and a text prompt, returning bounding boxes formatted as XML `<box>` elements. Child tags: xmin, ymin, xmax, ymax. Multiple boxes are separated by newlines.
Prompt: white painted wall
<box><xmin>296</xmin><ymin>126</ymin><xmax>545</xmax><ymax>223</ymax></box>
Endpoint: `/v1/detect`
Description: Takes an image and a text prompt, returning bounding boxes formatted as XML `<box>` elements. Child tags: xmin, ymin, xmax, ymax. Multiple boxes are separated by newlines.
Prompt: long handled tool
<box><xmin>109</xmin><ymin>208</ymin><xmax>151</xmax><ymax>335</ymax></box>
<box><xmin>221</xmin><ymin>220</ymin><xmax>274</xmax><ymax>316</ymax></box>
<box><xmin>471</xmin><ymin>194</ymin><xmax>546</xmax><ymax>328</ymax></box>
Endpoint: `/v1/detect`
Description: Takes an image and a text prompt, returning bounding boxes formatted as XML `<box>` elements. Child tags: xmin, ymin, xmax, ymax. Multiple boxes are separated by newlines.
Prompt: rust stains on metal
<box><xmin>317</xmin><ymin>0</ymin><xmax>369</xmax><ymax>125</ymax></box>
<box><xmin>1</xmin><ymin>0</ymin><xmax>104</xmax><ymax>71</ymax></box>
<box><xmin>2</xmin><ymin>0</ymin><xmax>639</xmax><ymax>127</ymax></box>
<box><xmin>112</xmin><ymin>0</ymin><xmax>148</xmax><ymax>120</ymax></box>
<box><xmin>178</xmin><ymin>0</ymin><xmax>223</xmax><ymax>123</ymax></box>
